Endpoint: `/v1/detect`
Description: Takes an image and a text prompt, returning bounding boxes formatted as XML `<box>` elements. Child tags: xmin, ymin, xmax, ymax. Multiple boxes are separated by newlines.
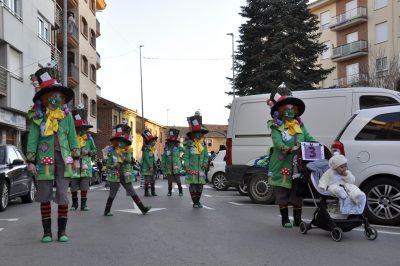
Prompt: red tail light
<box><xmin>331</xmin><ymin>140</ymin><xmax>345</xmax><ymax>156</ymax></box>
<box><xmin>226</xmin><ymin>138</ymin><xmax>232</xmax><ymax>165</ymax></box>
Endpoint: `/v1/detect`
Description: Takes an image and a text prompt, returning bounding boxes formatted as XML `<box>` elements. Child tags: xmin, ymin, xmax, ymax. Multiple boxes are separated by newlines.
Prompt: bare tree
<box><xmin>363</xmin><ymin>47</ymin><xmax>400</xmax><ymax>91</ymax></box>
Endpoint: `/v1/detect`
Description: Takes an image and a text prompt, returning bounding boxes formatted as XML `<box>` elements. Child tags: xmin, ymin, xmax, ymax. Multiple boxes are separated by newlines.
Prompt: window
<box><xmin>81</xmin><ymin>16</ymin><xmax>88</xmax><ymax>38</ymax></box>
<box><xmin>376</xmin><ymin>57</ymin><xmax>388</xmax><ymax>76</ymax></box>
<box><xmin>375</xmin><ymin>0</ymin><xmax>388</xmax><ymax>10</ymax></box>
<box><xmin>81</xmin><ymin>56</ymin><xmax>88</xmax><ymax>75</ymax></box>
<box><xmin>37</xmin><ymin>14</ymin><xmax>50</xmax><ymax>43</ymax></box>
<box><xmin>320</xmin><ymin>11</ymin><xmax>330</xmax><ymax>30</ymax></box>
<box><xmin>207</xmin><ymin>139</ymin><xmax>213</xmax><ymax>147</ymax></box>
<box><xmin>90</xmin><ymin>29</ymin><xmax>96</xmax><ymax>48</ymax></box>
<box><xmin>360</xmin><ymin>96</ymin><xmax>398</xmax><ymax>109</ymax></box>
<box><xmin>346</xmin><ymin>63</ymin><xmax>359</xmax><ymax>85</ymax></box>
<box><xmin>375</xmin><ymin>22</ymin><xmax>388</xmax><ymax>44</ymax></box>
<box><xmin>346</xmin><ymin>32</ymin><xmax>358</xmax><ymax>44</ymax></box>
<box><xmin>82</xmin><ymin>93</ymin><xmax>88</xmax><ymax>109</ymax></box>
<box><xmin>90</xmin><ymin>64</ymin><xmax>96</xmax><ymax>82</ymax></box>
<box><xmin>90</xmin><ymin>99</ymin><xmax>97</xmax><ymax>117</ymax></box>
<box><xmin>9</xmin><ymin>47</ymin><xmax>22</xmax><ymax>78</ymax></box>
<box><xmin>6</xmin><ymin>146</ymin><xmax>19</xmax><ymax>164</ymax></box>
<box><xmin>0</xmin><ymin>146</ymin><xmax>6</xmax><ymax>164</ymax></box>
<box><xmin>113</xmin><ymin>115</ymin><xmax>118</xmax><ymax>126</ymax></box>
<box><xmin>90</xmin><ymin>0</ymin><xmax>96</xmax><ymax>12</ymax></box>
<box><xmin>160</xmin><ymin>132</ymin><xmax>163</xmax><ymax>143</ymax></box>
<box><xmin>355</xmin><ymin>112</ymin><xmax>400</xmax><ymax>141</ymax></box>
<box><xmin>321</xmin><ymin>41</ymin><xmax>331</xmax><ymax>59</ymax></box>
<box><xmin>2</xmin><ymin>0</ymin><xmax>21</xmax><ymax>18</ymax></box>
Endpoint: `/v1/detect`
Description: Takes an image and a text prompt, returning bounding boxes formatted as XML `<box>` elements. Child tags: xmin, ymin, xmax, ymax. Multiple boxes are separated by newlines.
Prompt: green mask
<box><xmin>118</xmin><ymin>141</ymin><xmax>126</xmax><ymax>148</ymax></box>
<box><xmin>49</xmin><ymin>94</ymin><xmax>62</xmax><ymax>108</ymax></box>
<box><xmin>283</xmin><ymin>105</ymin><xmax>295</xmax><ymax>119</ymax></box>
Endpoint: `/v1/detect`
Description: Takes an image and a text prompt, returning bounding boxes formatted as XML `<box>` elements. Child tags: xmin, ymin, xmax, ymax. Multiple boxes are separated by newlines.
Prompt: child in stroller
<box><xmin>298</xmin><ymin>154</ymin><xmax>378</xmax><ymax>242</ymax></box>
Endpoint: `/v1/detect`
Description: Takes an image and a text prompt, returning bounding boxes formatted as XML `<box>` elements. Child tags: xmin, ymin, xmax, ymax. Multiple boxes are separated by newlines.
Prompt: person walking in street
<box><xmin>162</xmin><ymin>128</ymin><xmax>185</xmax><ymax>196</ymax></box>
<box><xmin>70</xmin><ymin>106</ymin><xmax>96</xmax><ymax>211</ymax></box>
<box><xmin>267</xmin><ymin>84</ymin><xmax>316</xmax><ymax>228</ymax></box>
<box><xmin>141</xmin><ymin>129</ymin><xmax>158</xmax><ymax>197</ymax></box>
<box><xmin>26</xmin><ymin>64</ymin><xmax>80</xmax><ymax>243</ymax></box>
<box><xmin>184</xmin><ymin>111</ymin><xmax>209</xmax><ymax>208</ymax></box>
<box><xmin>103</xmin><ymin>123</ymin><xmax>151</xmax><ymax>216</ymax></box>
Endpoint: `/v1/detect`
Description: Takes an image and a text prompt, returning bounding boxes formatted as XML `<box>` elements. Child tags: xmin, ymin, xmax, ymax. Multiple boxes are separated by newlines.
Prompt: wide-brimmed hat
<box><xmin>30</xmin><ymin>63</ymin><xmax>74</xmax><ymax>103</ymax></box>
<box><xmin>110</xmin><ymin>123</ymin><xmax>132</xmax><ymax>145</ymax></box>
<box><xmin>142</xmin><ymin>128</ymin><xmax>158</xmax><ymax>143</ymax></box>
<box><xmin>268</xmin><ymin>82</ymin><xmax>305</xmax><ymax>118</ymax></box>
<box><xmin>187</xmin><ymin>112</ymin><xmax>208</xmax><ymax>135</ymax></box>
<box><xmin>72</xmin><ymin>106</ymin><xmax>93</xmax><ymax>129</ymax></box>
<box><xmin>167</xmin><ymin>128</ymin><xmax>180</xmax><ymax>143</ymax></box>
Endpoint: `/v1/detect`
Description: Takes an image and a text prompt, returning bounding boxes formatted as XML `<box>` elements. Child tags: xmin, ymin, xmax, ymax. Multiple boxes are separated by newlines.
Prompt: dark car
<box><xmin>0</xmin><ymin>144</ymin><xmax>36</xmax><ymax>211</ymax></box>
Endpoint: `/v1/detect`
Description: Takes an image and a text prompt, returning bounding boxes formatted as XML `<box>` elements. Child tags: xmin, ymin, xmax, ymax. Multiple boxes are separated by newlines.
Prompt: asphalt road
<box><xmin>0</xmin><ymin>179</ymin><xmax>399</xmax><ymax>266</ymax></box>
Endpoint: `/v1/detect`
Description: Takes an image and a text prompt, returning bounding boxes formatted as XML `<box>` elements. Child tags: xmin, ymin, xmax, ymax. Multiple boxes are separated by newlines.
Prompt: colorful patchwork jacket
<box><xmin>26</xmin><ymin>112</ymin><xmax>80</xmax><ymax>181</ymax></box>
<box><xmin>72</xmin><ymin>134</ymin><xmax>96</xmax><ymax>178</ymax></box>
<box><xmin>105</xmin><ymin>146</ymin><xmax>134</xmax><ymax>183</ymax></box>
<box><xmin>141</xmin><ymin>146</ymin><xmax>156</xmax><ymax>176</ymax></box>
<box><xmin>183</xmin><ymin>139</ymin><xmax>209</xmax><ymax>185</ymax></box>
<box><xmin>161</xmin><ymin>142</ymin><xmax>184</xmax><ymax>175</ymax></box>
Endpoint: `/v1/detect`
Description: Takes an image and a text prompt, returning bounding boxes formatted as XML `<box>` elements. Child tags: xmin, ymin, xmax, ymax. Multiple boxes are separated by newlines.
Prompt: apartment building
<box><xmin>310</xmin><ymin>0</ymin><xmax>397</xmax><ymax>89</ymax></box>
<box><xmin>54</xmin><ymin>0</ymin><xmax>106</xmax><ymax>134</ymax></box>
<box><xmin>0</xmin><ymin>0</ymin><xmax>55</xmax><ymax>149</ymax></box>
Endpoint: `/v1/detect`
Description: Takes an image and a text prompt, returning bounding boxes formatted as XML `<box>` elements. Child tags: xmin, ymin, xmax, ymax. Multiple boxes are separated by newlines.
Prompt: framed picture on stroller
<box><xmin>301</xmin><ymin>142</ymin><xmax>324</xmax><ymax>161</ymax></box>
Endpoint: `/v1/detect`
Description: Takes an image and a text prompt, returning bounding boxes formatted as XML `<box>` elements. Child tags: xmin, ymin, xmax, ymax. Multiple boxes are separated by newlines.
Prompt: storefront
<box><xmin>0</xmin><ymin>108</ymin><xmax>26</xmax><ymax>151</ymax></box>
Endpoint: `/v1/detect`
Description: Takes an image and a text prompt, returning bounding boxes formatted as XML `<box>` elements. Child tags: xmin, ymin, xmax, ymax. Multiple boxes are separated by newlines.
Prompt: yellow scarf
<box><xmin>150</xmin><ymin>146</ymin><xmax>156</xmax><ymax>155</ymax></box>
<box><xmin>44</xmin><ymin>108</ymin><xmax>65</xmax><ymax>136</ymax></box>
<box><xmin>284</xmin><ymin>119</ymin><xmax>302</xmax><ymax>136</ymax></box>
<box><xmin>193</xmin><ymin>138</ymin><xmax>204</xmax><ymax>154</ymax></box>
<box><xmin>77</xmin><ymin>134</ymin><xmax>87</xmax><ymax>148</ymax></box>
<box><xmin>116</xmin><ymin>146</ymin><xmax>133</xmax><ymax>163</ymax></box>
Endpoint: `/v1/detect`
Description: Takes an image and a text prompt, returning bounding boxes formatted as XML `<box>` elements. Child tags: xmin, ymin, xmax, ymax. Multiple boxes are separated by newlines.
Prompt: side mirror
<box><xmin>12</xmin><ymin>159</ymin><xmax>25</xmax><ymax>166</ymax></box>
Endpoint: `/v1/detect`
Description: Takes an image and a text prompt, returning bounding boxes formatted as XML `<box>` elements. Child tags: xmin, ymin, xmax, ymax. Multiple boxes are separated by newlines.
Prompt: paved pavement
<box><xmin>0</xmin><ymin>179</ymin><xmax>399</xmax><ymax>266</ymax></box>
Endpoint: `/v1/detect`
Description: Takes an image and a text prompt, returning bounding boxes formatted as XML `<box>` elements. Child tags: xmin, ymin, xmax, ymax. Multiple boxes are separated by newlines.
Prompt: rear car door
<box><xmin>13</xmin><ymin>147</ymin><xmax>30</xmax><ymax>193</ymax></box>
<box><xmin>6</xmin><ymin>146</ymin><xmax>22</xmax><ymax>196</ymax></box>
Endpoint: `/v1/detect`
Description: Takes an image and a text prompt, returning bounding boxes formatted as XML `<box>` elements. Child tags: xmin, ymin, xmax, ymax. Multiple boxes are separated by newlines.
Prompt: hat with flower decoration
<box><xmin>187</xmin><ymin>110</ymin><xmax>209</xmax><ymax>135</ymax></box>
<box><xmin>71</xmin><ymin>104</ymin><xmax>93</xmax><ymax>129</ymax></box>
<box><xmin>30</xmin><ymin>61</ymin><xmax>74</xmax><ymax>103</ymax></box>
<box><xmin>267</xmin><ymin>82</ymin><xmax>305</xmax><ymax>118</ymax></box>
<box><xmin>166</xmin><ymin>127</ymin><xmax>180</xmax><ymax>143</ymax></box>
<box><xmin>142</xmin><ymin>128</ymin><xmax>158</xmax><ymax>144</ymax></box>
<box><xmin>110</xmin><ymin>123</ymin><xmax>132</xmax><ymax>145</ymax></box>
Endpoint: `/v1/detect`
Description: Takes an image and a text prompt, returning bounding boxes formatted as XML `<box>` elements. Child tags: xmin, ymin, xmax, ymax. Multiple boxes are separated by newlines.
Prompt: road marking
<box><xmin>201</xmin><ymin>205</ymin><xmax>215</xmax><ymax>210</ymax></box>
<box><xmin>204</xmin><ymin>185</ymin><xmax>213</xmax><ymax>189</ymax></box>
<box><xmin>0</xmin><ymin>228</ymin><xmax>4</xmax><ymax>232</ymax></box>
<box><xmin>116</xmin><ymin>208</ymin><xmax>166</xmax><ymax>215</ymax></box>
<box><xmin>90</xmin><ymin>185</ymin><xmax>103</xmax><ymax>190</ymax></box>
<box><xmin>0</xmin><ymin>218</ymin><xmax>19</xmax><ymax>222</ymax></box>
<box><xmin>204</xmin><ymin>194</ymin><xmax>235</xmax><ymax>198</ymax></box>
<box><xmin>174</xmin><ymin>184</ymin><xmax>187</xmax><ymax>188</ymax></box>
<box><xmin>228</xmin><ymin>202</ymin><xmax>247</xmax><ymax>206</ymax></box>
<box><xmin>100</xmin><ymin>188</ymin><xmax>110</xmax><ymax>191</ymax></box>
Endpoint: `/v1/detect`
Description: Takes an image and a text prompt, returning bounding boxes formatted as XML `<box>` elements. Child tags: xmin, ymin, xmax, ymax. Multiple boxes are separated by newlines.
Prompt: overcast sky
<box><xmin>96</xmin><ymin>0</ymin><xmax>246</xmax><ymax>127</ymax></box>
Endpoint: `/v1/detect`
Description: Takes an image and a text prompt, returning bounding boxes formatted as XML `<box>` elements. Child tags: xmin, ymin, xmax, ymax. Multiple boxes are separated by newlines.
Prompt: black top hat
<box><xmin>268</xmin><ymin>82</ymin><xmax>305</xmax><ymax>118</ymax></box>
<box><xmin>110</xmin><ymin>123</ymin><xmax>132</xmax><ymax>145</ymax></box>
<box><xmin>142</xmin><ymin>128</ymin><xmax>158</xmax><ymax>143</ymax></box>
<box><xmin>167</xmin><ymin>128</ymin><xmax>180</xmax><ymax>143</ymax></box>
<box><xmin>72</xmin><ymin>106</ymin><xmax>93</xmax><ymax>129</ymax></box>
<box><xmin>30</xmin><ymin>64</ymin><xmax>74</xmax><ymax>103</ymax></box>
<box><xmin>187</xmin><ymin>113</ymin><xmax>208</xmax><ymax>134</ymax></box>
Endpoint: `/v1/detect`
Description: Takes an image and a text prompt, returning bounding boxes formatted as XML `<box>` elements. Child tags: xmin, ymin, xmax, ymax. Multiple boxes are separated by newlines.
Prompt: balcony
<box><xmin>96</xmin><ymin>52</ymin><xmax>101</xmax><ymax>69</ymax></box>
<box><xmin>334</xmin><ymin>73</ymin><xmax>369</xmax><ymax>88</ymax></box>
<box><xmin>67</xmin><ymin>63</ymin><xmax>79</xmax><ymax>88</ymax></box>
<box><xmin>330</xmin><ymin>7</ymin><xmax>367</xmax><ymax>31</ymax></box>
<box><xmin>96</xmin><ymin>19</ymin><xmax>101</xmax><ymax>37</ymax></box>
<box><xmin>57</xmin><ymin>24</ymin><xmax>79</xmax><ymax>49</ymax></box>
<box><xmin>54</xmin><ymin>3</ymin><xmax>62</xmax><ymax>29</ymax></box>
<box><xmin>0</xmin><ymin>66</ymin><xmax>8</xmax><ymax>97</ymax></box>
<box><xmin>331</xmin><ymin>40</ymin><xmax>368</xmax><ymax>62</ymax></box>
<box><xmin>96</xmin><ymin>0</ymin><xmax>107</xmax><ymax>11</ymax></box>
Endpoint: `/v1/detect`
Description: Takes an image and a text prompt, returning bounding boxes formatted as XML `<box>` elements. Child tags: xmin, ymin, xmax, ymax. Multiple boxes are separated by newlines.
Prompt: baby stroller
<box><xmin>297</xmin><ymin>152</ymin><xmax>378</xmax><ymax>242</ymax></box>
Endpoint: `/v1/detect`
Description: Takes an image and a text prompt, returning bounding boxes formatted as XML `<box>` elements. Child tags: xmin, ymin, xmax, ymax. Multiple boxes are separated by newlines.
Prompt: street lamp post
<box><xmin>139</xmin><ymin>45</ymin><xmax>145</xmax><ymax>131</ymax></box>
<box><xmin>166</xmin><ymin>108</ymin><xmax>170</xmax><ymax>126</ymax></box>
<box><xmin>226</xmin><ymin>33</ymin><xmax>235</xmax><ymax>98</ymax></box>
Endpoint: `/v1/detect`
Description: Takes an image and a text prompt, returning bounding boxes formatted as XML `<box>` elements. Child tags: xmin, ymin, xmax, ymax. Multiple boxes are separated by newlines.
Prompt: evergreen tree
<box><xmin>231</xmin><ymin>0</ymin><xmax>334</xmax><ymax>96</ymax></box>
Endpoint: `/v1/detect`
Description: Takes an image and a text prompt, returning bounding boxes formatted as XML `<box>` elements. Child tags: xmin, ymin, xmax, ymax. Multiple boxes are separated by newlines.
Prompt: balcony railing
<box><xmin>55</xmin><ymin>2</ymin><xmax>62</xmax><ymax>29</ymax></box>
<box><xmin>96</xmin><ymin>19</ymin><xmax>101</xmax><ymax>36</ymax></box>
<box><xmin>96</xmin><ymin>52</ymin><xmax>101</xmax><ymax>69</ymax></box>
<box><xmin>330</xmin><ymin>7</ymin><xmax>367</xmax><ymax>31</ymax></box>
<box><xmin>0</xmin><ymin>65</ymin><xmax>8</xmax><ymax>96</ymax></box>
<box><xmin>51</xmin><ymin>45</ymin><xmax>63</xmax><ymax>80</ymax></box>
<box><xmin>67</xmin><ymin>63</ymin><xmax>79</xmax><ymax>87</ymax></box>
<box><xmin>331</xmin><ymin>40</ymin><xmax>368</xmax><ymax>62</ymax></box>
<box><xmin>334</xmin><ymin>73</ymin><xmax>369</xmax><ymax>88</ymax></box>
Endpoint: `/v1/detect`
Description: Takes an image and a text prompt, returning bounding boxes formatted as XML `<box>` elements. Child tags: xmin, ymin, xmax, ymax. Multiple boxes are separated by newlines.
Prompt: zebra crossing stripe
<box><xmin>0</xmin><ymin>228</ymin><xmax>4</xmax><ymax>232</ymax></box>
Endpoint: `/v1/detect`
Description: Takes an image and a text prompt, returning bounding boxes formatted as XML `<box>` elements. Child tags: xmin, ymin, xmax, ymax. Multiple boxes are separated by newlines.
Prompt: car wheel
<box><xmin>21</xmin><ymin>180</ymin><xmax>36</xmax><ymax>203</ymax></box>
<box><xmin>212</xmin><ymin>172</ymin><xmax>229</xmax><ymax>191</ymax></box>
<box><xmin>0</xmin><ymin>180</ymin><xmax>9</xmax><ymax>212</ymax></box>
<box><xmin>248</xmin><ymin>173</ymin><xmax>275</xmax><ymax>204</ymax></box>
<box><xmin>236</xmin><ymin>184</ymin><xmax>248</xmax><ymax>196</ymax></box>
<box><xmin>362</xmin><ymin>177</ymin><xmax>400</xmax><ymax>226</ymax></box>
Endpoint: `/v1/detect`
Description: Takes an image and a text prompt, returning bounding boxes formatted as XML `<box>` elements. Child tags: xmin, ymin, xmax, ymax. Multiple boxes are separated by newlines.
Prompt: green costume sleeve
<box><xmin>89</xmin><ymin>138</ymin><xmax>97</xmax><ymax>155</ymax></box>
<box><xmin>26</xmin><ymin>120</ymin><xmax>40</xmax><ymax>163</ymax></box>
<box><xmin>161</xmin><ymin>152</ymin><xmax>166</xmax><ymax>173</ymax></box>
<box><xmin>183</xmin><ymin>145</ymin><xmax>190</xmax><ymax>170</ymax></box>
<box><xmin>302</xmin><ymin>126</ymin><xmax>316</xmax><ymax>142</ymax></box>
<box><xmin>67</xmin><ymin>114</ymin><xmax>80</xmax><ymax>158</ymax></box>
<box><xmin>201</xmin><ymin>145</ymin><xmax>209</xmax><ymax>170</ymax></box>
<box><xmin>271</xmin><ymin>127</ymin><xmax>290</xmax><ymax>153</ymax></box>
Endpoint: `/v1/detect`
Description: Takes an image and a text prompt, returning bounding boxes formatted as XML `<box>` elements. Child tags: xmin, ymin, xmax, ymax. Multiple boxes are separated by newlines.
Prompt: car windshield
<box><xmin>0</xmin><ymin>146</ymin><xmax>5</xmax><ymax>164</ymax></box>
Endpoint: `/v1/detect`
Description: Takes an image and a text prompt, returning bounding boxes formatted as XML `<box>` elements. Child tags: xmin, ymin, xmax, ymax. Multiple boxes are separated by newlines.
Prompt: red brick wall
<box><xmin>337</xmin><ymin>56</ymin><xmax>368</xmax><ymax>78</ymax></box>
<box><xmin>94</xmin><ymin>106</ymin><xmax>113</xmax><ymax>159</ymax></box>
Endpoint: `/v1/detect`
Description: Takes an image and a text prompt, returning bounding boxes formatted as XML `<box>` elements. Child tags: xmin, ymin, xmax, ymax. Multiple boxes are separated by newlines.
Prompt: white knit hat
<box><xmin>329</xmin><ymin>153</ymin><xmax>347</xmax><ymax>170</ymax></box>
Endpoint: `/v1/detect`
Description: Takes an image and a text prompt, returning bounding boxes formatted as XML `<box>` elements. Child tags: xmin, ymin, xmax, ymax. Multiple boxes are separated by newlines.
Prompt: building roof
<box><xmin>97</xmin><ymin>96</ymin><xmax>137</xmax><ymax>114</ymax></box>
<box><xmin>308</xmin><ymin>0</ymin><xmax>335</xmax><ymax>11</ymax></box>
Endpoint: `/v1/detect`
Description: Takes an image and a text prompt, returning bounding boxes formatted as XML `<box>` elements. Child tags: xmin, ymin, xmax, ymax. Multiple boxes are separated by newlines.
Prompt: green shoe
<box><xmin>193</xmin><ymin>203</ymin><xmax>199</xmax><ymax>208</ymax></box>
<box><xmin>197</xmin><ymin>202</ymin><xmax>203</xmax><ymax>208</ymax></box>
<box><xmin>41</xmin><ymin>235</ymin><xmax>52</xmax><ymax>243</ymax></box>
<box><xmin>105</xmin><ymin>212</ymin><xmax>113</xmax><ymax>216</ymax></box>
<box><xmin>81</xmin><ymin>206</ymin><xmax>90</xmax><ymax>211</ymax></box>
<box><xmin>179</xmin><ymin>192</ymin><xmax>183</xmax><ymax>196</ymax></box>
<box><xmin>283</xmin><ymin>222</ymin><xmax>293</xmax><ymax>228</ymax></box>
<box><xmin>167</xmin><ymin>192</ymin><xmax>172</xmax><ymax>196</ymax></box>
<box><xmin>70</xmin><ymin>206</ymin><xmax>78</xmax><ymax>211</ymax></box>
<box><xmin>58</xmin><ymin>235</ymin><xmax>69</xmax><ymax>242</ymax></box>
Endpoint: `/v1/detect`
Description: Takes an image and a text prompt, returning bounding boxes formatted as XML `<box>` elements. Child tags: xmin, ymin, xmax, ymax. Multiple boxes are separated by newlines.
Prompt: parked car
<box><xmin>225</xmin><ymin>87</ymin><xmax>400</xmax><ymax>204</ymax></box>
<box><xmin>331</xmin><ymin>105</ymin><xmax>400</xmax><ymax>225</ymax></box>
<box><xmin>89</xmin><ymin>162</ymin><xmax>101</xmax><ymax>186</ymax></box>
<box><xmin>207</xmin><ymin>150</ymin><xmax>247</xmax><ymax>195</ymax></box>
<box><xmin>0</xmin><ymin>144</ymin><xmax>36</xmax><ymax>212</ymax></box>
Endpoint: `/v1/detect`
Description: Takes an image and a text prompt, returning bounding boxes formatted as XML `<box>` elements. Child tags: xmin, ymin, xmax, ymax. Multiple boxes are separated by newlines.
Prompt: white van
<box><xmin>225</xmin><ymin>87</ymin><xmax>400</xmax><ymax>204</ymax></box>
